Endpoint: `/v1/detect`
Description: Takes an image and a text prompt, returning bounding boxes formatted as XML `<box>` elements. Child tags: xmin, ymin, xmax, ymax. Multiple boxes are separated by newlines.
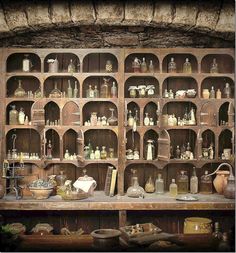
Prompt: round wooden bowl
<box><xmin>29</xmin><ymin>187</ymin><xmax>53</xmax><ymax>200</ymax></box>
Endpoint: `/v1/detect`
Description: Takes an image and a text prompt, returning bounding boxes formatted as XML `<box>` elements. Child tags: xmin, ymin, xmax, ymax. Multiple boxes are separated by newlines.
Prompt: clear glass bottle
<box><xmin>200</xmin><ymin>170</ymin><xmax>213</xmax><ymax>194</ymax></box>
<box><xmin>145</xmin><ymin>176</ymin><xmax>155</xmax><ymax>193</ymax></box>
<box><xmin>86</xmin><ymin>85</ymin><xmax>94</xmax><ymax>98</ymax></box>
<box><xmin>169</xmin><ymin>179</ymin><xmax>178</xmax><ymax>197</ymax></box>
<box><xmin>111</xmin><ymin>81</ymin><xmax>117</xmax><ymax>98</ymax></box>
<box><xmin>9</xmin><ymin>105</ymin><xmax>19</xmax><ymax>125</ymax></box>
<box><xmin>164</xmin><ymin>89</ymin><xmax>169</xmax><ymax>98</ymax></box>
<box><xmin>190</xmin><ymin>167</ymin><xmax>198</xmax><ymax>194</ymax></box>
<box><xmin>176</xmin><ymin>145</ymin><xmax>181</xmax><ymax>159</ymax></box>
<box><xmin>100</xmin><ymin>78</ymin><xmax>110</xmax><ymax>98</ymax></box>
<box><xmin>127</xmin><ymin>169</ymin><xmax>145</xmax><ymax>198</ymax></box>
<box><xmin>149</xmin><ymin>60</ymin><xmax>154</xmax><ymax>73</ymax></box>
<box><xmin>223</xmin><ymin>83</ymin><xmax>231</xmax><ymax>98</ymax></box>
<box><xmin>67</xmin><ymin>80</ymin><xmax>73</xmax><ymax>98</ymax></box>
<box><xmin>155</xmin><ymin>174</ymin><xmax>164</xmax><ymax>194</ymax></box>
<box><xmin>18</xmin><ymin>107</ymin><xmax>25</xmax><ymax>125</ymax></box>
<box><xmin>145</xmin><ymin>139</ymin><xmax>155</xmax><ymax>160</ymax></box>
<box><xmin>73</xmin><ymin>81</ymin><xmax>78</xmax><ymax>98</ymax></box>
<box><xmin>56</xmin><ymin>170</ymin><xmax>67</xmax><ymax>186</ymax></box>
<box><xmin>210</xmin><ymin>58</ymin><xmax>218</xmax><ymax>73</ymax></box>
<box><xmin>50</xmin><ymin>82</ymin><xmax>62</xmax><ymax>98</ymax></box>
<box><xmin>128</xmin><ymin>110</ymin><xmax>134</xmax><ymax>127</ymax></box>
<box><xmin>141</xmin><ymin>57</ymin><xmax>147</xmax><ymax>73</ymax></box>
<box><xmin>168</xmin><ymin>57</ymin><xmax>177</xmax><ymax>73</ymax></box>
<box><xmin>183</xmin><ymin>58</ymin><xmax>192</xmax><ymax>73</ymax></box>
<box><xmin>100</xmin><ymin>146</ymin><xmax>107</xmax><ymax>159</ymax></box>
<box><xmin>169</xmin><ymin>89</ymin><xmax>174</xmax><ymax>99</ymax></box>
<box><xmin>46</xmin><ymin>140</ymin><xmax>52</xmax><ymax>159</ymax></box>
<box><xmin>134</xmin><ymin>110</ymin><xmax>139</xmax><ymax>126</ymax></box>
<box><xmin>94</xmin><ymin>85</ymin><xmax>99</xmax><ymax>98</ymax></box>
<box><xmin>90</xmin><ymin>112</ymin><xmax>98</xmax><ymax>126</ymax></box>
<box><xmin>68</xmin><ymin>59</ymin><xmax>76</xmax><ymax>73</ymax></box>
<box><xmin>14</xmin><ymin>80</ymin><xmax>26</xmax><ymax>97</ymax></box>
<box><xmin>108</xmin><ymin>108</ymin><xmax>118</xmax><ymax>126</ymax></box>
<box><xmin>132</xmin><ymin>57</ymin><xmax>141</xmax><ymax>73</ymax></box>
<box><xmin>212</xmin><ymin>222</ymin><xmax>223</xmax><ymax>240</ymax></box>
<box><xmin>144</xmin><ymin>112</ymin><xmax>150</xmax><ymax>126</ymax></box>
<box><xmin>90</xmin><ymin>150</ymin><xmax>95</xmax><ymax>160</ymax></box>
<box><xmin>95</xmin><ymin>146</ymin><xmax>101</xmax><ymax>159</ymax></box>
<box><xmin>177</xmin><ymin>170</ymin><xmax>189</xmax><ymax>194</ymax></box>
<box><xmin>209</xmin><ymin>86</ymin><xmax>215</xmax><ymax>99</ymax></box>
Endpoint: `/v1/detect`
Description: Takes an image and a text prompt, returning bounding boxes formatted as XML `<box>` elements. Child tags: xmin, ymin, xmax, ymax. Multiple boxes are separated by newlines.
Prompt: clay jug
<box><xmin>213</xmin><ymin>171</ymin><xmax>230</xmax><ymax>194</ymax></box>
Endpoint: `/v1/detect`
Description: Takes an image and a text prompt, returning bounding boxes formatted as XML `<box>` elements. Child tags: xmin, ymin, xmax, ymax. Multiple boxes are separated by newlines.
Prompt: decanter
<box><xmin>9</xmin><ymin>105</ymin><xmax>19</xmax><ymax>125</ymax></box>
<box><xmin>155</xmin><ymin>174</ymin><xmax>164</xmax><ymax>194</ymax></box>
<box><xmin>141</xmin><ymin>57</ymin><xmax>147</xmax><ymax>73</ymax></box>
<box><xmin>108</xmin><ymin>108</ymin><xmax>118</xmax><ymax>126</ymax></box>
<box><xmin>177</xmin><ymin>170</ymin><xmax>189</xmax><ymax>194</ymax></box>
<box><xmin>200</xmin><ymin>170</ymin><xmax>212</xmax><ymax>194</ymax></box>
<box><xmin>168</xmin><ymin>57</ymin><xmax>177</xmax><ymax>73</ymax></box>
<box><xmin>68</xmin><ymin>59</ymin><xmax>76</xmax><ymax>73</ymax></box>
<box><xmin>145</xmin><ymin>176</ymin><xmax>155</xmax><ymax>193</ymax></box>
<box><xmin>49</xmin><ymin>82</ymin><xmax>62</xmax><ymax>98</ymax></box>
<box><xmin>100</xmin><ymin>78</ymin><xmax>110</xmax><ymax>98</ymax></box>
<box><xmin>210</xmin><ymin>58</ymin><xmax>218</xmax><ymax>73</ymax></box>
<box><xmin>183</xmin><ymin>58</ymin><xmax>192</xmax><ymax>73</ymax></box>
<box><xmin>127</xmin><ymin>169</ymin><xmax>145</xmax><ymax>198</ymax></box>
<box><xmin>14</xmin><ymin>80</ymin><xmax>26</xmax><ymax>97</ymax></box>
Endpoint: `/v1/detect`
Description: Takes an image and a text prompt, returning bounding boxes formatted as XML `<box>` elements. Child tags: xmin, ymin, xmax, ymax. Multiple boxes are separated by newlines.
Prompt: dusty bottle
<box><xmin>22</xmin><ymin>54</ymin><xmax>32</xmax><ymax>72</ymax></box>
<box><xmin>168</xmin><ymin>57</ymin><xmax>177</xmax><ymax>73</ymax></box>
<box><xmin>67</xmin><ymin>80</ymin><xmax>73</xmax><ymax>98</ymax></box>
<box><xmin>210</xmin><ymin>58</ymin><xmax>219</xmax><ymax>73</ymax></box>
<box><xmin>105</xmin><ymin>60</ymin><xmax>113</xmax><ymax>73</ymax></box>
<box><xmin>169</xmin><ymin>179</ymin><xmax>178</xmax><ymax>197</ymax></box>
<box><xmin>73</xmin><ymin>81</ymin><xmax>78</xmax><ymax>98</ymax></box>
<box><xmin>146</xmin><ymin>139</ymin><xmax>155</xmax><ymax>160</ymax></box>
<box><xmin>200</xmin><ymin>170</ymin><xmax>213</xmax><ymax>194</ymax></box>
<box><xmin>177</xmin><ymin>170</ymin><xmax>189</xmax><ymax>194</ymax></box>
<box><xmin>183</xmin><ymin>58</ymin><xmax>192</xmax><ymax>73</ymax></box>
<box><xmin>100</xmin><ymin>78</ymin><xmax>110</xmax><ymax>98</ymax></box>
<box><xmin>155</xmin><ymin>174</ymin><xmax>164</xmax><ymax>194</ymax></box>
<box><xmin>111</xmin><ymin>82</ymin><xmax>117</xmax><ymax>98</ymax></box>
<box><xmin>209</xmin><ymin>86</ymin><xmax>215</xmax><ymax>99</ymax></box>
<box><xmin>141</xmin><ymin>57</ymin><xmax>148</xmax><ymax>73</ymax></box>
<box><xmin>9</xmin><ymin>105</ymin><xmax>19</xmax><ymax>125</ymax></box>
<box><xmin>144</xmin><ymin>112</ymin><xmax>150</xmax><ymax>126</ymax></box>
<box><xmin>190</xmin><ymin>167</ymin><xmax>198</xmax><ymax>194</ymax></box>
<box><xmin>145</xmin><ymin>176</ymin><xmax>155</xmax><ymax>193</ymax></box>
<box><xmin>223</xmin><ymin>83</ymin><xmax>231</xmax><ymax>98</ymax></box>
<box><xmin>86</xmin><ymin>85</ymin><xmax>94</xmax><ymax>98</ymax></box>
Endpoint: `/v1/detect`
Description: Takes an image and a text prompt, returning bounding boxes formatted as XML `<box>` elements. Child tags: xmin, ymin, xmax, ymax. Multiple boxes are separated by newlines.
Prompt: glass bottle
<box><xmin>145</xmin><ymin>176</ymin><xmax>155</xmax><ymax>193</ymax></box>
<box><xmin>128</xmin><ymin>110</ymin><xmax>134</xmax><ymax>127</ymax></box>
<box><xmin>86</xmin><ymin>85</ymin><xmax>94</xmax><ymax>98</ymax></box>
<box><xmin>144</xmin><ymin>112</ymin><xmax>150</xmax><ymax>126</ymax></box>
<box><xmin>90</xmin><ymin>112</ymin><xmax>98</xmax><ymax>126</ymax></box>
<box><xmin>132</xmin><ymin>57</ymin><xmax>141</xmax><ymax>73</ymax></box>
<box><xmin>223</xmin><ymin>83</ymin><xmax>231</xmax><ymax>98</ymax></box>
<box><xmin>190</xmin><ymin>167</ymin><xmax>198</xmax><ymax>194</ymax></box>
<box><xmin>200</xmin><ymin>170</ymin><xmax>213</xmax><ymax>194</ymax></box>
<box><xmin>73</xmin><ymin>81</ymin><xmax>78</xmax><ymax>98</ymax></box>
<box><xmin>64</xmin><ymin>149</ymin><xmax>70</xmax><ymax>159</ymax></box>
<box><xmin>148</xmin><ymin>60</ymin><xmax>154</xmax><ymax>73</ymax></box>
<box><xmin>95</xmin><ymin>146</ymin><xmax>101</xmax><ymax>159</ymax></box>
<box><xmin>175</xmin><ymin>145</ymin><xmax>181</xmax><ymax>159</ymax></box>
<box><xmin>127</xmin><ymin>169</ymin><xmax>145</xmax><ymax>198</ymax></box>
<box><xmin>67</xmin><ymin>80</ymin><xmax>73</xmax><ymax>98</ymax></box>
<box><xmin>155</xmin><ymin>174</ymin><xmax>164</xmax><ymax>194</ymax></box>
<box><xmin>216</xmin><ymin>89</ymin><xmax>221</xmax><ymax>99</ymax></box>
<box><xmin>177</xmin><ymin>171</ymin><xmax>189</xmax><ymax>194</ymax></box>
<box><xmin>209</xmin><ymin>86</ymin><xmax>215</xmax><ymax>99</ymax></box>
<box><xmin>24</xmin><ymin>116</ymin><xmax>29</xmax><ymax>125</ymax></box>
<box><xmin>94</xmin><ymin>85</ymin><xmax>99</xmax><ymax>98</ymax></box>
<box><xmin>141</xmin><ymin>57</ymin><xmax>147</xmax><ymax>73</ymax></box>
<box><xmin>111</xmin><ymin>82</ymin><xmax>117</xmax><ymax>98</ymax></box>
<box><xmin>212</xmin><ymin>222</ymin><xmax>223</xmax><ymax>240</ymax></box>
<box><xmin>128</xmin><ymin>86</ymin><xmax>137</xmax><ymax>98</ymax></box>
<box><xmin>46</xmin><ymin>140</ymin><xmax>52</xmax><ymax>159</ymax></box>
<box><xmin>210</xmin><ymin>58</ymin><xmax>218</xmax><ymax>73</ymax></box>
<box><xmin>168</xmin><ymin>57</ymin><xmax>177</xmax><ymax>73</ymax></box>
<box><xmin>68</xmin><ymin>59</ymin><xmax>76</xmax><ymax>73</ymax></box>
<box><xmin>56</xmin><ymin>170</ymin><xmax>67</xmax><ymax>187</ymax></box>
<box><xmin>109</xmin><ymin>148</ymin><xmax>114</xmax><ymax>158</ymax></box>
<box><xmin>183</xmin><ymin>58</ymin><xmax>192</xmax><ymax>73</ymax></box>
<box><xmin>169</xmin><ymin>179</ymin><xmax>178</xmax><ymax>197</ymax></box>
<box><xmin>14</xmin><ymin>80</ymin><xmax>26</xmax><ymax>97</ymax></box>
<box><xmin>100</xmin><ymin>78</ymin><xmax>110</xmax><ymax>98</ymax></box>
<box><xmin>84</xmin><ymin>146</ymin><xmax>90</xmax><ymax>159</ymax></box>
<box><xmin>134</xmin><ymin>110</ymin><xmax>139</xmax><ymax>126</ymax></box>
<box><xmin>108</xmin><ymin>108</ymin><xmax>118</xmax><ymax>126</ymax></box>
<box><xmin>146</xmin><ymin>139</ymin><xmax>155</xmax><ymax>160</ymax></box>
<box><xmin>90</xmin><ymin>150</ymin><xmax>95</xmax><ymax>160</ymax></box>
<box><xmin>186</xmin><ymin>142</ymin><xmax>191</xmax><ymax>158</ymax></box>
<box><xmin>100</xmin><ymin>146</ymin><xmax>107</xmax><ymax>159</ymax></box>
<box><xmin>50</xmin><ymin>82</ymin><xmax>62</xmax><ymax>98</ymax></box>
<box><xmin>18</xmin><ymin>107</ymin><xmax>25</xmax><ymax>125</ymax></box>
<box><xmin>9</xmin><ymin>105</ymin><xmax>19</xmax><ymax>125</ymax></box>
<box><xmin>105</xmin><ymin>60</ymin><xmax>113</xmax><ymax>73</ymax></box>
<box><xmin>169</xmin><ymin>89</ymin><xmax>174</xmax><ymax>99</ymax></box>
<box><xmin>22</xmin><ymin>54</ymin><xmax>32</xmax><ymax>72</ymax></box>
<box><xmin>164</xmin><ymin>89</ymin><xmax>169</xmax><ymax>98</ymax></box>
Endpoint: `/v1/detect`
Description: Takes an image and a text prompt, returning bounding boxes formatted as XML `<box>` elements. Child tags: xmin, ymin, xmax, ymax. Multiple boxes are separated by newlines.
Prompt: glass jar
<box><xmin>145</xmin><ymin>139</ymin><xmax>155</xmax><ymax>160</ymax></box>
<box><xmin>127</xmin><ymin>170</ymin><xmax>145</xmax><ymax>198</ymax></box>
<box><xmin>48</xmin><ymin>58</ymin><xmax>59</xmax><ymax>73</ymax></box>
<box><xmin>177</xmin><ymin>170</ymin><xmax>189</xmax><ymax>194</ymax></box>
<box><xmin>105</xmin><ymin>60</ymin><xmax>113</xmax><ymax>73</ymax></box>
<box><xmin>147</xmin><ymin>85</ymin><xmax>155</xmax><ymax>97</ymax></box>
<box><xmin>128</xmin><ymin>86</ymin><xmax>137</xmax><ymax>98</ymax></box>
<box><xmin>9</xmin><ymin>105</ymin><xmax>19</xmax><ymax>125</ymax></box>
<box><xmin>100</xmin><ymin>78</ymin><xmax>110</xmax><ymax>98</ymax></box>
<box><xmin>109</xmin><ymin>148</ymin><xmax>114</xmax><ymax>158</ymax></box>
<box><xmin>168</xmin><ymin>57</ymin><xmax>177</xmax><ymax>73</ymax></box>
<box><xmin>145</xmin><ymin>176</ymin><xmax>155</xmax><ymax>193</ymax></box>
<box><xmin>108</xmin><ymin>108</ymin><xmax>118</xmax><ymax>126</ymax></box>
<box><xmin>68</xmin><ymin>59</ymin><xmax>76</xmax><ymax>73</ymax></box>
<box><xmin>155</xmin><ymin>174</ymin><xmax>164</xmax><ymax>194</ymax></box>
<box><xmin>200</xmin><ymin>170</ymin><xmax>213</xmax><ymax>194</ymax></box>
<box><xmin>49</xmin><ymin>82</ymin><xmax>62</xmax><ymax>98</ymax></box>
<box><xmin>90</xmin><ymin>112</ymin><xmax>98</xmax><ymax>126</ymax></box>
<box><xmin>56</xmin><ymin>170</ymin><xmax>67</xmax><ymax>187</ymax></box>
<box><xmin>14</xmin><ymin>80</ymin><xmax>26</xmax><ymax>97</ymax></box>
<box><xmin>101</xmin><ymin>146</ymin><xmax>107</xmax><ymax>160</ymax></box>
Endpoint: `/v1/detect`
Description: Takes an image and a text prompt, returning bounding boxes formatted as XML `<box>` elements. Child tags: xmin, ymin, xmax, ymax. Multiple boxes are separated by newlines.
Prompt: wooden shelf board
<box><xmin>0</xmin><ymin>191</ymin><xmax>234</xmax><ymax>211</ymax></box>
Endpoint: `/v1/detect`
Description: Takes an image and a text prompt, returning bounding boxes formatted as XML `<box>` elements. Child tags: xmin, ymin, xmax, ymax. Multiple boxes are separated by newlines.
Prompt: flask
<box><xmin>111</xmin><ymin>82</ymin><xmax>117</xmax><ymax>98</ymax></box>
<box><xmin>127</xmin><ymin>169</ymin><xmax>145</xmax><ymax>198</ymax></box>
<box><xmin>177</xmin><ymin>170</ymin><xmax>189</xmax><ymax>194</ymax></box>
<box><xmin>94</xmin><ymin>85</ymin><xmax>99</xmax><ymax>98</ymax></box>
<box><xmin>183</xmin><ymin>58</ymin><xmax>192</xmax><ymax>73</ymax></box>
<box><xmin>216</xmin><ymin>89</ymin><xmax>221</xmax><ymax>99</ymax></box>
<box><xmin>18</xmin><ymin>107</ymin><xmax>25</xmax><ymax>125</ymax></box>
<box><xmin>101</xmin><ymin>78</ymin><xmax>110</xmax><ymax>98</ymax></box>
<box><xmin>209</xmin><ymin>86</ymin><xmax>215</xmax><ymax>99</ymax></box>
<box><xmin>95</xmin><ymin>146</ymin><xmax>101</xmax><ymax>159</ymax></box>
<box><xmin>73</xmin><ymin>81</ymin><xmax>78</xmax><ymax>98</ymax></box>
<box><xmin>148</xmin><ymin>60</ymin><xmax>154</xmax><ymax>73</ymax></box>
<box><xmin>14</xmin><ymin>80</ymin><xmax>26</xmax><ymax>97</ymax></box>
<box><xmin>9</xmin><ymin>105</ymin><xmax>19</xmax><ymax>125</ymax></box>
<box><xmin>200</xmin><ymin>170</ymin><xmax>213</xmax><ymax>194</ymax></box>
<box><xmin>155</xmin><ymin>174</ymin><xmax>164</xmax><ymax>194</ymax></box>
<box><xmin>68</xmin><ymin>59</ymin><xmax>76</xmax><ymax>73</ymax></box>
<box><xmin>141</xmin><ymin>57</ymin><xmax>147</xmax><ymax>73</ymax></box>
<box><xmin>67</xmin><ymin>80</ymin><xmax>73</xmax><ymax>98</ymax></box>
<box><xmin>223</xmin><ymin>83</ymin><xmax>231</xmax><ymax>98</ymax></box>
<box><xmin>169</xmin><ymin>179</ymin><xmax>178</xmax><ymax>197</ymax></box>
<box><xmin>190</xmin><ymin>167</ymin><xmax>198</xmax><ymax>194</ymax></box>
<box><xmin>168</xmin><ymin>57</ymin><xmax>177</xmax><ymax>73</ymax></box>
<box><xmin>145</xmin><ymin>176</ymin><xmax>155</xmax><ymax>193</ymax></box>
<box><xmin>108</xmin><ymin>108</ymin><xmax>118</xmax><ymax>126</ymax></box>
<box><xmin>101</xmin><ymin>146</ymin><xmax>107</xmax><ymax>159</ymax></box>
<box><xmin>210</xmin><ymin>58</ymin><xmax>218</xmax><ymax>73</ymax></box>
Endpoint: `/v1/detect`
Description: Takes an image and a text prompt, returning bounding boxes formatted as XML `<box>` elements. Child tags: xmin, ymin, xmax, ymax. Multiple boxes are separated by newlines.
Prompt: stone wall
<box><xmin>0</xmin><ymin>0</ymin><xmax>234</xmax><ymax>48</ymax></box>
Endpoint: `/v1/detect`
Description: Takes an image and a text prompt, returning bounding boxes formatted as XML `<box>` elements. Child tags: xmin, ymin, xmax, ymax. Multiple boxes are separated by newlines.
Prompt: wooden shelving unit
<box><xmin>0</xmin><ymin>48</ymin><xmax>234</xmax><ymax>232</ymax></box>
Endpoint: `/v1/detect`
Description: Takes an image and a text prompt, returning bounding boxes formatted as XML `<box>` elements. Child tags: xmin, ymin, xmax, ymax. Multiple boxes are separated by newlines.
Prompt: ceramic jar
<box><xmin>202</xmin><ymin>89</ymin><xmax>210</xmax><ymax>99</ymax></box>
<box><xmin>184</xmin><ymin>217</ymin><xmax>212</xmax><ymax>234</ymax></box>
<box><xmin>213</xmin><ymin>170</ymin><xmax>230</xmax><ymax>194</ymax></box>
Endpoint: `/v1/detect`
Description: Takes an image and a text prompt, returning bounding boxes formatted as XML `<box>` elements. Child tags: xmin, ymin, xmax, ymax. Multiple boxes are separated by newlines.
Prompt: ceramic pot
<box><xmin>213</xmin><ymin>170</ymin><xmax>230</xmax><ymax>194</ymax></box>
<box><xmin>184</xmin><ymin>217</ymin><xmax>212</xmax><ymax>234</ymax></box>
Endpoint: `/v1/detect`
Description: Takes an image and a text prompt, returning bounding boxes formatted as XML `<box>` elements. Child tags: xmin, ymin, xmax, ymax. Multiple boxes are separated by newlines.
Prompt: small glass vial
<box><xmin>111</xmin><ymin>81</ymin><xmax>117</xmax><ymax>98</ymax></box>
<box><xmin>101</xmin><ymin>146</ymin><xmax>107</xmax><ymax>159</ymax></box>
<box><xmin>223</xmin><ymin>83</ymin><xmax>231</xmax><ymax>98</ymax></box>
<box><xmin>209</xmin><ymin>86</ymin><xmax>215</xmax><ymax>99</ymax></box>
<box><xmin>200</xmin><ymin>170</ymin><xmax>213</xmax><ymax>194</ymax></box>
<box><xmin>95</xmin><ymin>146</ymin><xmax>101</xmax><ymax>159</ymax></box>
<box><xmin>216</xmin><ymin>89</ymin><xmax>222</xmax><ymax>99</ymax></box>
<box><xmin>190</xmin><ymin>167</ymin><xmax>198</xmax><ymax>194</ymax></box>
<box><xmin>94</xmin><ymin>85</ymin><xmax>99</xmax><ymax>98</ymax></box>
<box><xmin>141</xmin><ymin>57</ymin><xmax>147</xmax><ymax>73</ymax></box>
<box><xmin>144</xmin><ymin>112</ymin><xmax>150</xmax><ymax>126</ymax></box>
<box><xmin>64</xmin><ymin>149</ymin><xmax>70</xmax><ymax>159</ymax></box>
<box><xmin>210</xmin><ymin>58</ymin><xmax>218</xmax><ymax>73</ymax></box>
<box><xmin>128</xmin><ymin>110</ymin><xmax>134</xmax><ymax>127</ymax></box>
<box><xmin>148</xmin><ymin>60</ymin><xmax>154</xmax><ymax>73</ymax></box>
<box><xmin>168</xmin><ymin>57</ymin><xmax>177</xmax><ymax>73</ymax></box>
<box><xmin>169</xmin><ymin>179</ymin><xmax>178</xmax><ymax>197</ymax></box>
<box><xmin>68</xmin><ymin>59</ymin><xmax>76</xmax><ymax>73</ymax></box>
<box><xmin>155</xmin><ymin>174</ymin><xmax>164</xmax><ymax>194</ymax></box>
<box><xmin>177</xmin><ymin>170</ymin><xmax>189</xmax><ymax>194</ymax></box>
<box><xmin>183</xmin><ymin>58</ymin><xmax>192</xmax><ymax>73</ymax></box>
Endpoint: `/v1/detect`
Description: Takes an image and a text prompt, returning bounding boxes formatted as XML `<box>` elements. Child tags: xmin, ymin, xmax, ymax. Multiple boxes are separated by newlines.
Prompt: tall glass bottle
<box><xmin>168</xmin><ymin>57</ymin><xmax>177</xmax><ymax>73</ymax></box>
<box><xmin>210</xmin><ymin>58</ymin><xmax>219</xmax><ymax>73</ymax></box>
<box><xmin>223</xmin><ymin>83</ymin><xmax>231</xmax><ymax>98</ymax></box>
<box><xmin>141</xmin><ymin>57</ymin><xmax>147</xmax><ymax>73</ymax></box>
<box><xmin>209</xmin><ymin>86</ymin><xmax>215</xmax><ymax>99</ymax></box>
<box><xmin>100</xmin><ymin>78</ymin><xmax>110</xmax><ymax>98</ymax></box>
<box><xmin>149</xmin><ymin>60</ymin><xmax>154</xmax><ymax>73</ymax></box>
<box><xmin>200</xmin><ymin>170</ymin><xmax>213</xmax><ymax>194</ymax></box>
<box><xmin>155</xmin><ymin>174</ymin><xmax>164</xmax><ymax>194</ymax></box>
<box><xmin>146</xmin><ymin>139</ymin><xmax>155</xmax><ymax>160</ymax></box>
<box><xmin>183</xmin><ymin>58</ymin><xmax>192</xmax><ymax>73</ymax></box>
<box><xmin>73</xmin><ymin>81</ymin><xmax>78</xmax><ymax>98</ymax></box>
<box><xmin>177</xmin><ymin>170</ymin><xmax>189</xmax><ymax>194</ymax></box>
<box><xmin>67</xmin><ymin>80</ymin><xmax>72</xmax><ymax>98</ymax></box>
<box><xmin>128</xmin><ymin>110</ymin><xmax>134</xmax><ymax>127</ymax></box>
<box><xmin>9</xmin><ymin>105</ymin><xmax>19</xmax><ymax>125</ymax></box>
<box><xmin>14</xmin><ymin>80</ymin><xmax>26</xmax><ymax>97</ymax></box>
<box><xmin>111</xmin><ymin>81</ymin><xmax>117</xmax><ymax>98</ymax></box>
<box><xmin>169</xmin><ymin>179</ymin><xmax>178</xmax><ymax>197</ymax></box>
<box><xmin>190</xmin><ymin>167</ymin><xmax>198</xmax><ymax>194</ymax></box>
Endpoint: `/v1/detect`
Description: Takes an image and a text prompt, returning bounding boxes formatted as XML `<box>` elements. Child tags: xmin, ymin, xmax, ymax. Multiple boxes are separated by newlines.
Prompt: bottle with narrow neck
<box><xmin>128</xmin><ymin>110</ymin><xmax>134</xmax><ymax>127</ymax></box>
<box><xmin>183</xmin><ymin>58</ymin><xmax>192</xmax><ymax>73</ymax></box>
<box><xmin>149</xmin><ymin>60</ymin><xmax>154</xmax><ymax>73</ymax></box>
<box><xmin>212</xmin><ymin>222</ymin><xmax>223</xmax><ymax>240</ymax></box>
<box><xmin>155</xmin><ymin>174</ymin><xmax>164</xmax><ymax>194</ymax></box>
<box><xmin>223</xmin><ymin>83</ymin><xmax>231</xmax><ymax>98</ymax></box>
<box><xmin>190</xmin><ymin>167</ymin><xmax>198</xmax><ymax>194</ymax></box>
<box><xmin>209</xmin><ymin>86</ymin><xmax>215</xmax><ymax>99</ymax></box>
<box><xmin>67</xmin><ymin>80</ymin><xmax>72</xmax><ymax>98</ymax></box>
<box><xmin>200</xmin><ymin>170</ymin><xmax>212</xmax><ymax>194</ymax></box>
<box><xmin>94</xmin><ymin>85</ymin><xmax>99</xmax><ymax>98</ymax></box>
<box><xmin>168</xmin><ymin>57</ymin><xmax>177</xmax><ymax>73</ymax></box>
<box><xmin>68</xmin><ymin>59</ymin><xmax>76</xmax><ymax>73</ymax></box>
<box><xmin>101</xmin><ymin>78</ymin><xmax>110</xmax><ymax>98</ymax></box>
<box><xmin>73</xmin><ymin>81</ymin><xmax>78</xmax><ymax>98</ymax></box>
<box><xmin>111</xmin><ymin>81</ymin><xmax>117</xmax><ymax>98</ymax></box>
<box><xmin>169</xmin><ymin>179</ymin><xmax>178</xmax><ymax>197</ymax></box>
<box><xmin>177</xmin><ymin>170</ymin><xmax>189</xmax><ymax>194</ymax></box>
<box><xmin>141</xmin><ymin>57</ymin><xmax>147</xmax><ymax>73</ymax></box>
<box><xmin>210</xmin><ymin>58</ymin><xmax>218</xmax><ymax>73</ymax></box>
<box><xmin>14</xmin><ymin>80</ymin><xmax>26</xmax><ymax>97</ymax></box>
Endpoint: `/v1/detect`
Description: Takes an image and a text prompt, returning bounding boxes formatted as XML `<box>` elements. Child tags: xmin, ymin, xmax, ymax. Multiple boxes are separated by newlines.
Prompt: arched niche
<box><xmin>162</xmin><ymin>53</ymin><xmax>198</xmax><ymax>73</ymax></box>
<box><xmin>62</xmin><ymin>102</ymin><xmax>80</xmax><ymax>126</ymax></box>
<box><xmin>124</xmin><ymin>163</ymin><xmax>161</xmax><ymax>192</ymax></box>
<box><xmin>82</xmin><ymin>76</ymin><xmax>118</xmax><ymax>98</ymax></box>
<box><xmin>44</xmin><ymin>101</ymin><xmax>60</xmax><ymax>125</ymax></box>
<box><xmin>168</xmin><ymin>129</ymin><xmax>197</xmax><ymax>159</ymax></box>
<box><xmin>200</xmin><ymin>102</ymin><xmax>217</xmax><ymax>126</ymax></box>
<box><xmin>125</xmin><ymin>53</ymin><xmax>159</xmax><ymax>73</ymax></box>
<box><xmin>126</xmin><ymin>130</ymin><xmax>140</xmax><ymax>155</ymax></box>
<box><xmin>63</xmin><ymin>129</ymin><xmax>78</xmax><ymax>157</ymax></box>
<box><xmin>84</xmin><ymin>129</ymin><xmax>118</xmax><ymax>157</ymax></box>
<box><xmin>6</xmin><ymin>101</ymin><xmax>34</xmax><ymax>124</ymax></box>
<box><xmin>200</xmin><ymin>129</ymin><xmax>216</xmax><ymax>160</ymax></box>
<box><xmin>83</xmin><ymin>53</ymin><xmax>118</xmax><ymax>73</ymax></box>
<box><xmin>158</xmin><ymin>129</ymin><xmax>170</xmax><ymax>161</ymax></box>
<box><xmin>44</xmin><ymin>53</ymin><xmax>80</xmax><ymax>73</ymax></box>
<box><xmin>143</xmin><ymin>129</ymin><xmax>158</xmax><ymax>160</ymax></box>
<box><xmin>6</xmin><ymin>76</ymin><xmax>41</xmax><ymax>98</ymax></box>
<box><xmin>82</xmin><ymin>101</ymin><xmax>118</xmax><ymax>126</ymax></box>
<box><xmin>218</xmin><ymin>129</ymin><xmax>233</xmax><ymax>159</ymax></box>
<box><xmin>201</xmin><ymin>54</ymin><xmax>234</xmax><ymax>73</ymax></box>
<box><xmin>126</xmin><ymin>102</ymin><xmax>140</xmax><ymax>126</ymax></box>
<box><xmin>162</xmin><ymin>77</ymin><xmax>198</xmax><ymax>98</ymax></box>
<box><xmin>219</xmin><ymin>102</ymin><xmax>235</xmax><ymax>126</ymax></box>
<box><xmin>143</xmin><ymin>102</ymin><xmax>158</xmax><ymax>126</ymax></box>
<box><xmin>6</xmin><ymin>129</ymin><xmax>41</xmax><ymax>156</ymax></box>
<box><xmin>124</xmin><ymin>76</ymin><xmax>159</xmax><ymax>98</ymax></box>
<box><xmin>44</xmin><ymin>76</ymin><xmax>79</xmax><ymax>98</ymax></box>
<box><xmin>45</xmin><ymin>129</ymin><xmax>60</xmax><ymax>159</ymax></box>
<box><xmin>201</xmin><ymin>77</ymin><xmax>234</xmax><ymax>98</ymax></box>
<box><xmin>7</xmin><ymin>53</ymin><xmax>41</xmax><ymax>72</ymax></box>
